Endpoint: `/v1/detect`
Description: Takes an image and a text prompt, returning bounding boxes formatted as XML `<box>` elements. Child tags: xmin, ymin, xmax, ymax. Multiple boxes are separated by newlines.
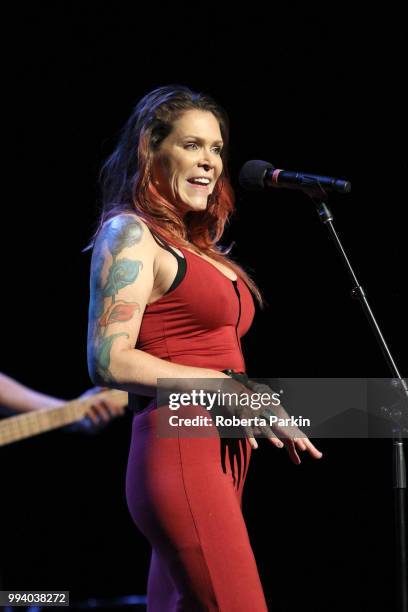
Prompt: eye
<box><xmin>212</xmin><ymin>147</ymin><xmax>223</xmax><ymax>155</ymax></box>
<box><xmin>185</xmin><ymin>142</ymin><xmax>199</xmax><ymax>150</ymax></box>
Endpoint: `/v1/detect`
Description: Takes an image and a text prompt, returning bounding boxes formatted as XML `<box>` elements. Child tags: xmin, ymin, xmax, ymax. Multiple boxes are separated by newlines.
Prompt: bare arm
<box><xmin>0</xmin><ymin>372</ymin><xmax>65</xmax><ymax>414</ymax></box>
<box><xmin>0</xmin><ymin>373</ymin><xmax>126</xmax><ymax>428</ymax></box>
<box><xmin>87</xmin><ymin>214</ymin><xmax>229</xmax><ymax>396</ymax></box>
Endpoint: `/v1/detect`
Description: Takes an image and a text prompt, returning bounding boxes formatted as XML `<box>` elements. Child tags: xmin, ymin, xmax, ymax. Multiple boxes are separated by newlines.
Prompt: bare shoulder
<box><xmin>94</xmin><ymin>213</ymin><xmax>156</xmax><ymax>257</ymax></box>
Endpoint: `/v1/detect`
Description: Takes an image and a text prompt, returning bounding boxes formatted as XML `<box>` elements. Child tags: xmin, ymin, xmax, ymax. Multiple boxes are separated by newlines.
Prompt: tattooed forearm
<box><xmin>88</xmin><ymin>216</ymin><xmax>144</xmax><ymax>384</ymax></box>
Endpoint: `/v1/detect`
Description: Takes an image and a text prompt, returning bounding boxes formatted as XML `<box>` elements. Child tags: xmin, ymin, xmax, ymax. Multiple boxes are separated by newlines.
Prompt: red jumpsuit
<box><xmin>125</xmin><ymin>244</ymin><xmax>268</xmax><ymax>611</ymax></box>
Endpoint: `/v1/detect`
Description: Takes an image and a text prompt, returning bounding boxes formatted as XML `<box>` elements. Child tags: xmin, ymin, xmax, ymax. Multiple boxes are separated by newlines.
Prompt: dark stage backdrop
<box><xmin>2</xmin><ymin>5</ymin><xmax>406</xmax><ymax>612</ymax></box>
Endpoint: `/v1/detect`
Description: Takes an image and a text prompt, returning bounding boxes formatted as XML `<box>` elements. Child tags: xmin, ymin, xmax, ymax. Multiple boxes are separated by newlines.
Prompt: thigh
<box><xmin>126</xmin><ymin>404</ymin><xmax>267</xmax><ymax>611</ymax></box>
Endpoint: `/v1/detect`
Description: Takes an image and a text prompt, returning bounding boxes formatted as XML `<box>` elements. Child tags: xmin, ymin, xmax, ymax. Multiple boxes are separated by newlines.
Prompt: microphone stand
<box><xmin>310</xmin><ymin>192</ymin><xmax>407</xmax><ymax>612</ymax></box>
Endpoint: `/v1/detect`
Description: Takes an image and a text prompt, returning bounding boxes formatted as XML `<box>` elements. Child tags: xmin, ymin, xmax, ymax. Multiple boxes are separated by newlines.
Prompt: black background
<box><xmin>1</xmin><ymin>4</ymin><xmax>406</xmax><ymax>611</ymax></box>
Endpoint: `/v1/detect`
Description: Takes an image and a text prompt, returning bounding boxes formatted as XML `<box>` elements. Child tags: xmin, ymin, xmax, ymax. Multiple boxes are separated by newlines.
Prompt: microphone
<box><xmin>239</xmin><ymin>160</ymin><xmax>351</xmax><ymax>194</ymax></box>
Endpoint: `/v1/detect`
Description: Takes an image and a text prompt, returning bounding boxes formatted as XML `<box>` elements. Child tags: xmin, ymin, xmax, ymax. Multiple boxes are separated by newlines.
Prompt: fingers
<box><xmin>86</xmin><ymin>401</ymin><xmax>113</xmax><ymax>423</ymax></box>
<box><xmin>85</xmin><ymin>405</ymin><xmax>101</xmax><ymax>425</ymax></box>
<box><xmin>271</xmin><ymin>423</ymin><xmax>324</xmax><ymax>462</ymax></box>
<box><xmin>105</xmin><ymin>400</ymin><xmax>126</xmax><ymax>417</ymax></box>
<box><xmin>243</xmin><ymin>424</ymin><xmax>285</xmax><ymax>451</ymax></box>
<box><xmin>291</xmin><ymin>437</ymin><xmax>307</xmax><ymax>452</ymax></box>
<box><xmin>241</xmin><ymin>421</ymin><xmax>324</xmax><ymax>462</ymax></box>
<box><xmin>243</xmin><ymin>425</ymin><xmax>283</xmax><ymax>450</ymax></box>
<box><xmin>236</xmin><ymin>429</ymin><xmax>322</xmax><ymax>462</ymax></box>
<box><xmin>291</xmin><ymin>433</ymin><xmax>323</xmax><ymax>458</ymax></box>
<box><xmin>258</xmin><ymin>424</ymin><xmax>284</xmax><ymax>449</ymax></box>
<box><xmin>249</xmin><ymin>437</ymin><xmax>258</xmax><ymax>449</ymax></box>
<box><xmin>242</xmin><ymin>425</ymin><xmax>258</xmax><ymax>449</ymax></box>
<box><xmin>237</xmin><ymin>401</ymin><xmax>324</xmax><ymax>461</ymax></box>
<box><xmin>301</xmin><ymin>438</ymin><xmax>323</xmax><ymax>459</ymax></box>
<box><xmin>287</xmin><ymin>440</ymin><xmax>302</xmax><ymax>465</ymax></box>
<box><xmin>286</xmin><ymin>437</ymin><xmax>323</xmax><ymax>463</ymax></box>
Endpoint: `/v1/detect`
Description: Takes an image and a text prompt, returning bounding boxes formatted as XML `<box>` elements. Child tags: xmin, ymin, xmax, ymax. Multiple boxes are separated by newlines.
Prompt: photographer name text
<box><xmin>167</xmin><ymin>415</ymin><xmax>311</xmax><ymax>428</ymax></box>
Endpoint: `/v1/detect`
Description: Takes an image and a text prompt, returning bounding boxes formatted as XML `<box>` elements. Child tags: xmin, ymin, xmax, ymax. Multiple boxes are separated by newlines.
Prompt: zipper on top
<box><xmin>232</xmin><ymin>279</ymin><xmax>243</xmax><ymax>359</ymax></box>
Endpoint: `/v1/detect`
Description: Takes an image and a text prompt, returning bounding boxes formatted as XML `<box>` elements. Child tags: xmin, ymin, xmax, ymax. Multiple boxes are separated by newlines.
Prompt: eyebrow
<box><xmin>182</xmin><ymin>136</ymin><xmax>224</xmax><ymax>145</ymax></box>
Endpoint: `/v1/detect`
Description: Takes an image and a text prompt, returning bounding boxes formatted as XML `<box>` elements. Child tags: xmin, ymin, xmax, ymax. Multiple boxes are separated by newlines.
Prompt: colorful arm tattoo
<box><xmin>88</xmin><ymin>216</ymin><xmax>144</xmax><ymax>384</ymax></box>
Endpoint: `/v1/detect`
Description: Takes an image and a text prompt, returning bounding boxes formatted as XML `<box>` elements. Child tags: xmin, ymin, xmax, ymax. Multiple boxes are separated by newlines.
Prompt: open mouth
<box><xmin>186</xmin><ymin>177</ymin><xmax>211</xmax><ymax>191</ymax></box>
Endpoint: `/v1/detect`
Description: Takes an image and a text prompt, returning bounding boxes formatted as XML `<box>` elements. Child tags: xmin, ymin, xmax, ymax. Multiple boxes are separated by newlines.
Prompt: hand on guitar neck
<box><xmin>68</xmin><ymin>386</ymin><xmax>127</xmax><ymax>433</ymax></box>
<box><xmin>0</xmin><ymin>373</ymin><xmax>129</xmax><ymax>446</ymax></box>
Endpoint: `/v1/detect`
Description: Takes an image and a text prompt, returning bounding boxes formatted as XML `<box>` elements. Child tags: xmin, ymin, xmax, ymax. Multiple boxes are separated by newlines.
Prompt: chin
<box><xmin>182</xmin><ymin>199</ymin><xmax>209</xmax><ymax>214</ymax></box>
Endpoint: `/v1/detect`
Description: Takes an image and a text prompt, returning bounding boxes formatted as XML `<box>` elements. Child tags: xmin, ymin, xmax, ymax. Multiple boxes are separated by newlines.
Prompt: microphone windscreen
<box><xmin>239</xmin><ymin>160</ymin><xmax>274</xmax><ymax>190</ymax></box>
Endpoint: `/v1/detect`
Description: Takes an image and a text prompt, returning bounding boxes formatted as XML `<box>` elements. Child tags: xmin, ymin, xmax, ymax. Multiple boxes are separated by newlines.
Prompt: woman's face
<box><xmin>151</xmin><ymin>109</ymin><xmax>224</xmax><ymax>215</ymax></box>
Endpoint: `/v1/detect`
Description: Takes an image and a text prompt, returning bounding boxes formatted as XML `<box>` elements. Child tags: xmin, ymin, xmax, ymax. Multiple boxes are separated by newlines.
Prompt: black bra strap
<box><xmin>151</xmin><ymin>231</ymin><xmax>185</xmax><ymax>261</ymax></box>
<box><xmin>151</xmin><ymin>231</ymin><xmax>187</xmax><ymax>296</ymax></box>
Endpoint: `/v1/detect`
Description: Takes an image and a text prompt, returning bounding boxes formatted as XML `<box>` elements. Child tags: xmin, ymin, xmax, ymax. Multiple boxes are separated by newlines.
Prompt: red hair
<box><xmin>93</xmin><ymin>85</ymin><xmax>264</xmax><ymax>307</ymax></box>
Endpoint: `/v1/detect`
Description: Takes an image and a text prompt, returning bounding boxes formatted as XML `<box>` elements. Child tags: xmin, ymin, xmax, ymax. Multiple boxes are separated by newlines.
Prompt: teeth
<box><xmin>189</xmin><ymin>178</ymin><xmax>210</xmax><ymax>185</ymax></box>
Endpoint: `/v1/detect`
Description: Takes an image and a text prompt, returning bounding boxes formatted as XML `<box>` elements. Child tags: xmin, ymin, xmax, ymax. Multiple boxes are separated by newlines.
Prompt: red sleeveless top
<box><xmin>136</xmin><ymin>247</ymin><xmax>255</xmax><ymax>373</ymax></box>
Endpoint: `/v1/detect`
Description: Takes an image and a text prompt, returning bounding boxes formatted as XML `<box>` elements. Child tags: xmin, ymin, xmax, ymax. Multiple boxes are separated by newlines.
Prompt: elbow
<box><xmin>87</xmin><ymin>353</ymin><xmax>117</xmax><ymax>389</ymax></box>
<box><xmin>87</xmin><ymin>342</ymin><xmax>134</xmax><ymax>389</ymax></box>
<box><xmin>88</xmin><ymin>367</ymin><xmax>107</xmax><ymax>388</ymax></box>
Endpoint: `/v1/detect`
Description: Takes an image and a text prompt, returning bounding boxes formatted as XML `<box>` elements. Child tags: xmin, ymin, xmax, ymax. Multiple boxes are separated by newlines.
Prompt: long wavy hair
<box><xmin>93</xmin><ymin>85</ymin><xmax>264</xmax><ymax>306</ymax></box>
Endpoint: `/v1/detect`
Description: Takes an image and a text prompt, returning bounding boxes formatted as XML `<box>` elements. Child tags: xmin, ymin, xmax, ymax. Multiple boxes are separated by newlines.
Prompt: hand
<box><xmin>243</xmin><ymin>378</ymin><xmax>323</xmax><ymax>464</ymax></box>
<box><xmin>76</xmin><ymin>386</ymin><xmax>127</xmax><ymax>431</ymax></box>
<box><xmin>219</xmin><ymin>376</ymin><xmax>323</xmax><ymax>464</ymax></box>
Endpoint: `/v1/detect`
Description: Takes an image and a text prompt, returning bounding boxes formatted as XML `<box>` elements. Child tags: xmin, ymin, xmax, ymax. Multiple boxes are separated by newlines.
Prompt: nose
<box><xmin>198</xmin><ymin>150</ymin><xmax>218</xmax><ymax>172</ymax></box>
<box><xmin>199</xmin><ymin>161</ymin><xmax>213</xmax><ymax>172</ymax></box>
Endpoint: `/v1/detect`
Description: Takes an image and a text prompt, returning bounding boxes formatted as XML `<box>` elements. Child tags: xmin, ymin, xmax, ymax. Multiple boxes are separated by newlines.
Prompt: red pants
<box><xmin>125</xmin><ymin>402</ymin><xmax>268</xmax><ymax>611</ymax></box>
